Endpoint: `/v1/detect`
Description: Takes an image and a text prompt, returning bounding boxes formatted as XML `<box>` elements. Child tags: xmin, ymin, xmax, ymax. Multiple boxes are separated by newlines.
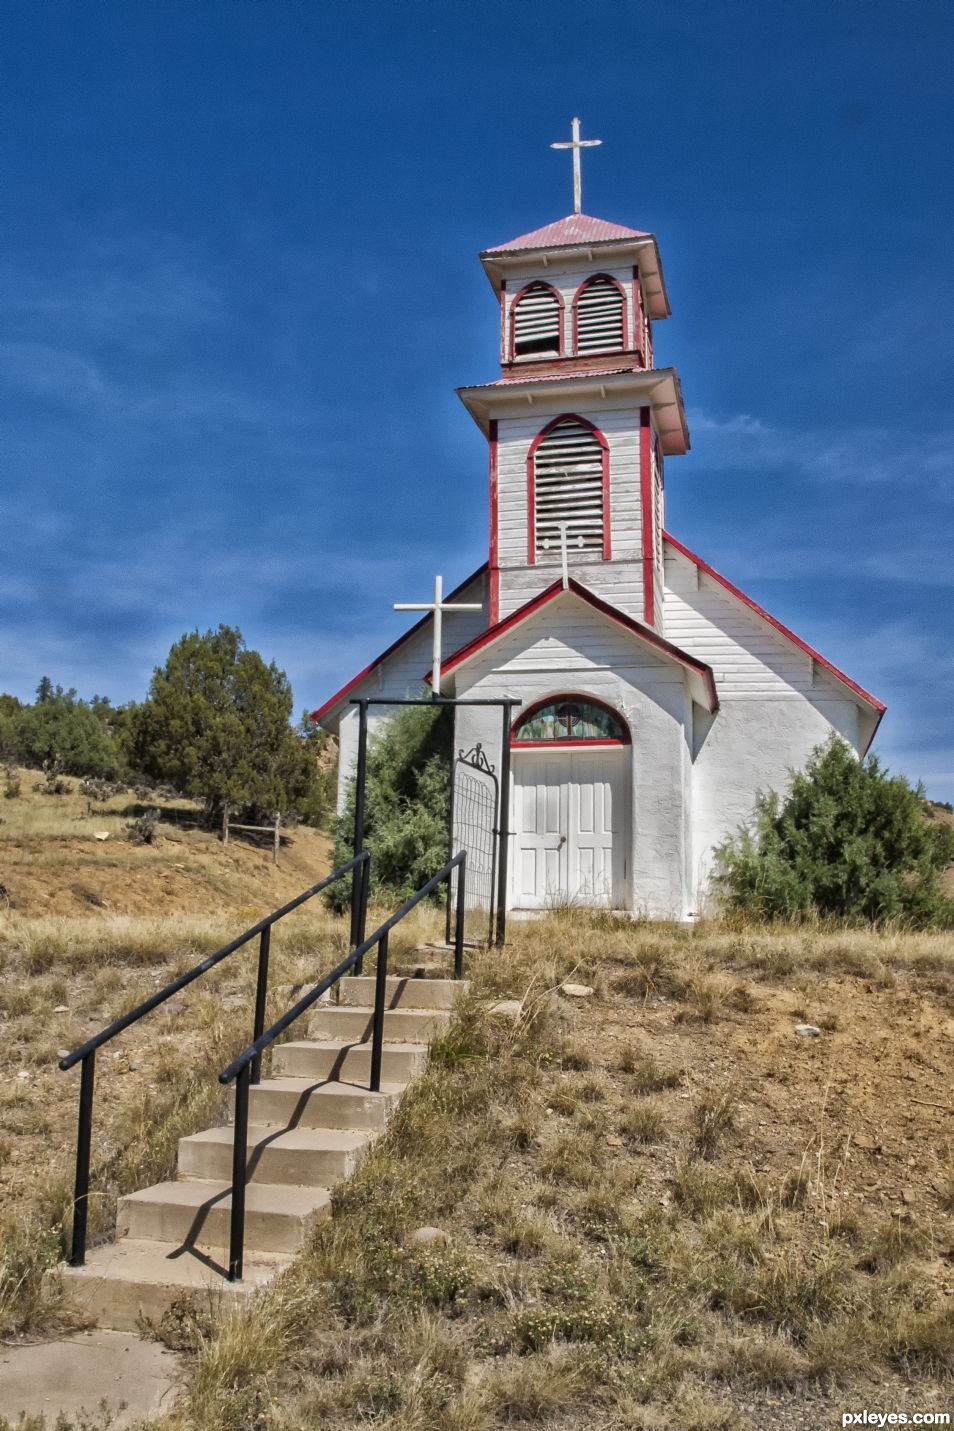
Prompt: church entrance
<box><xmin>508</xmin><ymin>696</ymin><xmax>630</xmax><ymax>910</ymax></box>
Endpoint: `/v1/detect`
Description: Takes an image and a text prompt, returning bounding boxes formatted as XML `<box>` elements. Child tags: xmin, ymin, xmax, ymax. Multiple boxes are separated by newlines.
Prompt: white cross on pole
<box><xmin>550</xmin><ymin>116</ymin><xmax>602</xmax><ymax>215</ymax></box>
<box><xmin>542</xmin><ymin>520</ymin><xmax>584</xmax><ymax>590</ymax></box>
<box><xmin>394</xmin><ymin>574</ymin><xmax>482</xmax><ymax>698</ymax></box>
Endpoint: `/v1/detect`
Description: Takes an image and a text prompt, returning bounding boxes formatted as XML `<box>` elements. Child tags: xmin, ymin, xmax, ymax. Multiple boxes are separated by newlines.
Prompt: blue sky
<box><xmin>2</xmin><ymin>1</ymin><xmax>952</xmax><ymax>799</ymax></box>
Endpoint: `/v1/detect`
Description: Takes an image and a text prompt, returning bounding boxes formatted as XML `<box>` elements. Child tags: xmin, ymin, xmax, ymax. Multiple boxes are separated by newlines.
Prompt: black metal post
<box><xmin>358</xmin><ymin>849</ymin><xmax>370</xmax><ymax>947</ymax></box>
<box><xmin>454</xmin><ymin>854</ymin><xmax>466</xmax><ymax>979</ymax></box>
<box><xmin>368</xmin><ymin>932</ymin><xmax>389</xmax><ymax>1093</ymax></box>
<box><xmin>445</xmin><ymin>752</ymin><xmax>457</xmax><ymax>946</ymax></box>
<box><xmin>69</xmin><ymin>1051</ymin><xmax>96</xmax><ymax>1267</ymax></box>
<box><xmin>350</xmin><ymin>699</ymin><xmax>369</xmax><ymax>961</ymax></box>
<box><xmin>228</xmin><ymin>1062</ymin><xmax>250</xmax><ymax>1282</ymax></box>
<box><xmin>250</xmin><ymin>926</ymin><xmax>271</xmax><ymax>1086</ymax></box>
<box><xmin>495</xmin><ymin>704</ymin><xmax>514</xmax><ymax>947</ymax></box>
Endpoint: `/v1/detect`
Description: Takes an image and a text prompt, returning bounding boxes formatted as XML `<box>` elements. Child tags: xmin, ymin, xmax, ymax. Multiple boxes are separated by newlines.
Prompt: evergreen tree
<box><xmin>329</xmin><ymin>702</ymin><xmax>452</xmax><ymax>908</ymax></box>
<box><xmin>15</xmin><ymin>685</ymin><xmax>122</xmax><ymax>778</ymax></box>
<box><xmin>714</xmin><ymin>735</ymin><xmax>954</xmax><ymax>928</ymax></box>
<box><xmin>131</xmin><ymin>626</ymin><xmax>317</xmax><ymax>820</ymax></box>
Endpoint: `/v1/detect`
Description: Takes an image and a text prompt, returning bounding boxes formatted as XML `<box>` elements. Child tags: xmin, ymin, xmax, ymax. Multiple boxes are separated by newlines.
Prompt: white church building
<box><xmin>313</xmin><ymin>181</ymin><xmax>884</xmax><ymax>919</ymax></box>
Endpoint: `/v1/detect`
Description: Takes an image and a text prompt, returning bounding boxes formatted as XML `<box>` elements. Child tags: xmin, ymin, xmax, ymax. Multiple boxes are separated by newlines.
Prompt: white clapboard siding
<box><xmin>498</xmin><ymin>563</ymin><xmax>646</xmax><ymax>623</ymax></box>
<box><xmin>533</xmin><ymin>419</ymin><xmax>604</xmax><ymax>554</ymax></box>
<box><xmin>575</xmin><ymin>276</ymin><xmax>625</xmax><ymax>354</ymax></box>
<box><xmin>512</xmin><ymin>283</ymin><xmax>561</xmax><ymax>357</ymax></box>
<box><xmin>462</xmin><ymin>597</ymin><xmax>686</xmax><ymax>686</ymax></box>
<box><xmin>662</xmin><ymin>546</ymin><xmax>815</xmax><ymax>698</ymax></box>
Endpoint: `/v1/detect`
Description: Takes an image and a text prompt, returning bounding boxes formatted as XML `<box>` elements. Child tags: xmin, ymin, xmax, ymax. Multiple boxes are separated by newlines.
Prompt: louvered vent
<box><xmin>512</xmin><ymin>283</ymin><xmax>560</xmax><ymax>357</ymax></box>
<box><xmin>575</xmin><ymin>275</ymin><xmax>625</xmax><ymax>354</ymax></box>
<box><xmin>534</xmin><ymin>419</ymin><xmax>605</xmax><ymax>557</ymax></box>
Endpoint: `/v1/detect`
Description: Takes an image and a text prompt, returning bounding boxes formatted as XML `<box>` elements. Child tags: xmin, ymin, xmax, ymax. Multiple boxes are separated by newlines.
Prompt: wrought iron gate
<box><xmin>447</xmin><ymin>743</ymin><xmax>499</xmax><ymax>945</ymax></box>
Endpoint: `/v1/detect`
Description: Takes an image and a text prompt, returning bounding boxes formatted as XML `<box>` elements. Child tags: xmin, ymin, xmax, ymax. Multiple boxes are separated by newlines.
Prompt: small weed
<box><xmin>884</xmin><ymin>1302</ymin><xmax>954</xmax><ymax>1377</ymax></box>
<box><xmin>620</xmin><ymin>1101</ymin><xmax>667</xmax><ymax>1145</ymax></box>
<box><xmin>939</xmin><ymin>1144</ymin><xmax>954</xmax><ymax>1213</ymax></box>
<box><xmin>672</xmin><ymin>1162</ymin><xmax>733</xmax><ymax>1218</ymax></box>
<box><xmin>691</xmin><ymin>1089</ymin><xmax>736</xmax><ymax>1160</ymax></box>
<box><xmin>623</xmin><ymin>1049</ymin><xmax>682</xmax><ymax>1093</ymax></box>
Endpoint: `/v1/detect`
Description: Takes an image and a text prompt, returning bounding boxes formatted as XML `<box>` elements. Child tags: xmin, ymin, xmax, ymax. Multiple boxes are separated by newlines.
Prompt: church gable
<box><xmin>662</xmin><ymin>535</ymin><xmax>884</xmax><ymax>750</ymax></box>
<box><xmin>442</xmin><ymin>580</ymin><xmax>717</xmax><ymax>713</ymax></box>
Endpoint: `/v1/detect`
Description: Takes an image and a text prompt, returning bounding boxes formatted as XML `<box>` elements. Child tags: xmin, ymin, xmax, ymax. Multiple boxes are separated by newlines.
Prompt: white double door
<box><xmin>511</xmin><ymin>750</ymin><xmax>627</xmax><ymax>909</ymax></box>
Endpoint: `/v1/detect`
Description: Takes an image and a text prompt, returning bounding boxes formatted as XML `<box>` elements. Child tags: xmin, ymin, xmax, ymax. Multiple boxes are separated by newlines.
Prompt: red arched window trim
<box><xmin>526</xmin><ymin>413</ymin><xmax>612</xmax><ymax>565</ymax></box>
<box><xmin>511</xmin><ymin>692</ymin><xmax>631</xmax><ymax>748</ymax></box>
<box><xmin>508</xmin><ymin>280</ymin><xmax>565</xmax><ymax>362</ymax></box>
<box><xmin>571</xmin><ymin>272</ymin><xmax>629</xmax><ymax>357</ymax></box>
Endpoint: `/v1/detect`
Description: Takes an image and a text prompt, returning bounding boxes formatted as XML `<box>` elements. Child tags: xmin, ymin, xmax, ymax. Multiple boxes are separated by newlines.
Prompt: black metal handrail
<box><xmin>57</xmin><ymin>851</ymin><xmax>371</xmax><ymax>1269</ymax></box>
<box><xmin>219</xmin><ymin>850</ymin><xmax>467</xmax><ymax>1282</ymax></box>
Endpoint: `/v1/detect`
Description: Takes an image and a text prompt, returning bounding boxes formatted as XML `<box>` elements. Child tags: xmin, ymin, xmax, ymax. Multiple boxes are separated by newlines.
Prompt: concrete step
<box><xmin>178</xmin><ymin>1122</ymin><xmax>372</xmax><ymax>1186</ymax></box>
<box><xmin>305</xmin><ymin>1005</ymin><xmax>450</xmax><ymax>1043</ymax></box>
<box><xmin>336</xmin><ymin>976</ymin><xmax>466</xmax><ymax>1010</ymax></box>
<box><xmin>60</xmin><ymin>1239</ymin><xmax>288</xmax><ymax>1332</ymax></box>
<box><xmin>244</xmin><ymin>1076</ymin><xmax>403</xmax><ymax>1131</ymax></box>
<box><xmin>117</xmin><ymin>1179</ymin><xmax>331</xmax><ymax>1256</ymax></box>
<box><xmin>272</xmin><ymin>1039</ymin><xmax>428</xmax><ymax>1084</ymax></box>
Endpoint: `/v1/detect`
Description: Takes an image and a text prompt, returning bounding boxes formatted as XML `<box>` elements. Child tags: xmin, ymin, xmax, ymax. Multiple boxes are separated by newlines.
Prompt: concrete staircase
<box><xmin>62</xmin><ymin>975</ymin><xmax>462</xmax><ymax>1331</ymax></box>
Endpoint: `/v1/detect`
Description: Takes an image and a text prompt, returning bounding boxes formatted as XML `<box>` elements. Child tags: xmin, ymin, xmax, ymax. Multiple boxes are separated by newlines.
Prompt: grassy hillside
<box><xmin>0</xmin><ymin>765</ymin><xmax>332</xmax><ymax>918</ymax></box>
<box><xmin>2</xmin><ymin>773</ymin><xmax>953</xmax><ymax>1428</ymax></box>
<box><xmin>161</xmin><ymin>916</ymin><xmax>954</xmax><ymax>1431</ymax></box>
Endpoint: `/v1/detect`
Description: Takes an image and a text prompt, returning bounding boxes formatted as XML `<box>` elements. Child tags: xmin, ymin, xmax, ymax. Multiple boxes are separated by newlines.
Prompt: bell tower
<box><xmin>457</xmin><ymin>128</ymin><xmax>689</xmax><ymax>632</ymax></box>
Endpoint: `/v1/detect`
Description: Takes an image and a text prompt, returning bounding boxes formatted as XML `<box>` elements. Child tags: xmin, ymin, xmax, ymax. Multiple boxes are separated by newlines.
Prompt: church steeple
<box><xmin>458</xmin><ymin>202</ymin><xmax>688</xmax><ymax>631</ymax></box>
<box><xmin>479</xmin><ymin>214</ymin><xmax>670</xmax><ymax>379</ymax></box>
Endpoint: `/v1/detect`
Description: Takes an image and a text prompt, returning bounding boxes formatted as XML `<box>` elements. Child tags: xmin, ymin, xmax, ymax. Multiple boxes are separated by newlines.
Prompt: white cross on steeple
<box><xmin>550</xmin><ymin>116</ymin><xmax>603</xmax><ymax>215</ymax></box>
<box><xmin>394</xmin><ymin>574</ymin><xmax>482</xmax><ymax>698</ymax></box>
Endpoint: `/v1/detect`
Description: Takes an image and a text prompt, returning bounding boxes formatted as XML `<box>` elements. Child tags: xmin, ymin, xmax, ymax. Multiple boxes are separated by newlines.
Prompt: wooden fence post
<box><xmin>273</xmin><ymin>813</ymin><xmax>281</xmax><ymax>866</ymax></box>
<box><xmin>222</xmin><ymin>805</ymin><xmax>229</xmax><ymax>846</ymax></box>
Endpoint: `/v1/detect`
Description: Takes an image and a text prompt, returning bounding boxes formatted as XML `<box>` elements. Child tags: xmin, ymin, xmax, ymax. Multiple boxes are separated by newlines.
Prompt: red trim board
<box><xmin>639</xmin><ymin>406</ymin><xmax>654</xmax><ymax>625</ymax></box>
<box><xmin>488</xmin><ymin>419</ymin><xmax>499</xmax><ymax>624</ymax></box>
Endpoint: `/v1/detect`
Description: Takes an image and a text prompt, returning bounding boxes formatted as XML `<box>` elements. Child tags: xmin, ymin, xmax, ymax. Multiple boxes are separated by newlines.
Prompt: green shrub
<box><xmin>330</xmin><ymin>702</ymin><xmax>452</xmax><ymax>908</ymax></box>
<box><xmin>15</xmin><ymin>683</ymin><xmax>122</xmax><ymax>779</ymax></box>
<box><xmin>714</xmin><ymin>736</ymin><xmax>954</xmax><ymax>929</ymax></box>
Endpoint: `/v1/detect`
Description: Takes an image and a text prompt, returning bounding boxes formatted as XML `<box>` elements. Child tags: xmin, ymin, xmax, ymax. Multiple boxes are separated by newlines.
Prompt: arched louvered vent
<box><xmin>575</xmin><ymin>275</ymin><xmax>625</xmax><ymax>354</ymax></box>
<box><xmin>512</xmin><ymin>283</ymin><xmax>561</xmax><ymax>358</ymax></box>
<box><xmin>533</xmin><ymin>418</ymin><xmax>606</xmax><ymax>558</ymax></box>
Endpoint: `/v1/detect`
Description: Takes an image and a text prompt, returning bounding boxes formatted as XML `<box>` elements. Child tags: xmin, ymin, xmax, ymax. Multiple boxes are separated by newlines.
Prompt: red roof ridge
<box><xmin>663</xmin><ymin>531</ymin><xmax>887</xmax><ymax>724</ymax></box>
<box><xmin>434</xmin><ymin>577</ymin><xmax>719</xmax><ymax>713</ymax></box>
<box><xmin>483</xmin><ymin>213</ymin><xmax>650</xmax><ymax>255</ymax></box>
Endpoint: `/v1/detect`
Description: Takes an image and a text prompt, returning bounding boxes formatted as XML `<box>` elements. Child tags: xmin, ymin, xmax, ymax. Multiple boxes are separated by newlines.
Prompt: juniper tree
<box><xmin>131</xmin><ymin>625</ymin><xmax>317</xmax><ymax>823</ymax></box>
<box><xmin>714</xmin><ymin>735</ymin><xmax>954</xmax><ymax>928</ymax></box>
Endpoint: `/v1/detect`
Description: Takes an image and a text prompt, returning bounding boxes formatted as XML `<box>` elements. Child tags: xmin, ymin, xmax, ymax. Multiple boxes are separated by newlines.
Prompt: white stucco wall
<box><xmin>450</xmin><ymin>591</ymin><xmax>695</xmax><ymax>918</ymax></box>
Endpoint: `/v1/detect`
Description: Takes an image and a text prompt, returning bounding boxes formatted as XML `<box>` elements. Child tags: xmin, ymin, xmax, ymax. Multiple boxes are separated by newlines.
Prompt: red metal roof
<box><xmin>484</xmin><ymin>213</ymin><xmax>650</xmax><ymax>255</ymax></box>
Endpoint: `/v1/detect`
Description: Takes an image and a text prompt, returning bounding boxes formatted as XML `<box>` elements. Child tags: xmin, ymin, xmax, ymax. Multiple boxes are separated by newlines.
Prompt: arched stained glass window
<box><xmin>513</xmin><ymin>696</ymin><xmax>629</xmax><ymax>745</ymax></box>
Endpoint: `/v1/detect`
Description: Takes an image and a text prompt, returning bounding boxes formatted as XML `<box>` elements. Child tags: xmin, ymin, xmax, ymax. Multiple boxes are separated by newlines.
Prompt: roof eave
<box><xmin>479</xmin><ymin>234</ymin><xmax>671</xmax><ymax>319</ymax></box>
<box><xmin>456</xmin><ymin>367</ymin><xmax>690</xmax><ymax>455</ymax></box>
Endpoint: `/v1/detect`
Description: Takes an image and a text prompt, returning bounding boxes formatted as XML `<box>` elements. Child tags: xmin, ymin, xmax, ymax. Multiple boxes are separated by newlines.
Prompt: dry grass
<box><xmin>3</xmin><ymin>905</ymin><xmax>954</xmax><ymax>1429</ymax></box>
<box><xmin>85</xmin><ymin>911</ymin><xmax>946</xmax><ymax>1431</ymax></box>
